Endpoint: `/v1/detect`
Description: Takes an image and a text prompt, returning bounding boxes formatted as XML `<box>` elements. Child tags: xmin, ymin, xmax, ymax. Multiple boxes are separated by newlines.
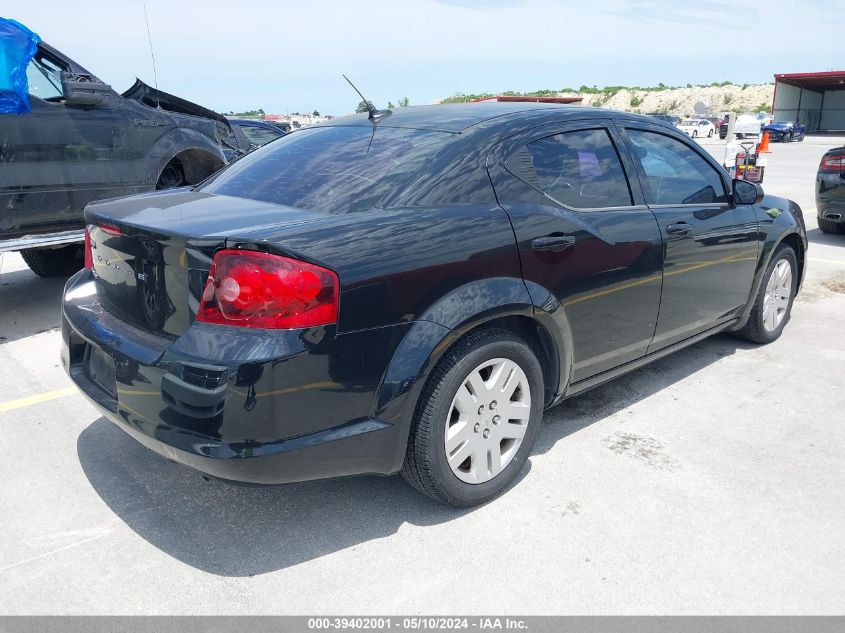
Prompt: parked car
<box><xmin>0</xmin><ymin>35</ymin><xmax>231</xmax><ymax>277</ymax></box>
<box><xmin>647</xmin><ymin>113</ymin><xmax>680</xmax><ymax>126</ymax></box>
<box><xmin>703</xmin><ymin>116</ymin><xmax>721</xmax><ymax>129</ymax></box>
<box><xmin>677</xmin><ymin>118</ymin><xmax>715</xmax><ymax>138</ymax></box>
<box><xmin>762</xmin><ymin>120</ymin><xmax>806</xmax><ymax>143</ymax></box>
<box><xmin>816</xmin><ymin>146</ymin><xmax>845</xmax><ymax>234</ymax></box>
<box><xmin>720</xmin><ymin>114</ymin><xmax>762</xmax><ymax>140</ymax></box>
<box><xmin>61</xmin><ymin>104</ymin><xmax>807</xmax><ymax>506</ymax></box>
<box><xmin>222</xmin><ymin>118</ymin><xmax>289</xmax><ymax>161</ymax></box>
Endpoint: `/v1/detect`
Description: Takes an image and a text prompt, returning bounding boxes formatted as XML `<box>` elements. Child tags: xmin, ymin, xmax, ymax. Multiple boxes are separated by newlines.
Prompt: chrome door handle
<box><xmin>531</xmin><ymin>235</ymin><xmax>575</xmax><ymax>252</ymax></box>
<box><xmin>666</xmin><ymin>222</ymin><xmax>693</xmax><ymax>236</ymax></box>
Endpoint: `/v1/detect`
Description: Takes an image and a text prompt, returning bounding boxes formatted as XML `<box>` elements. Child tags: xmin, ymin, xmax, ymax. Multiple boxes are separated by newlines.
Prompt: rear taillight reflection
<box><xmin>84</xmin><ymin>227</ymin><xmax>93</xmax><ymax>270</ymax></box>
<box><xmin>196</xmin><ymin>249</ymin><xmax>339</xmax><ymax>329</ymax></box>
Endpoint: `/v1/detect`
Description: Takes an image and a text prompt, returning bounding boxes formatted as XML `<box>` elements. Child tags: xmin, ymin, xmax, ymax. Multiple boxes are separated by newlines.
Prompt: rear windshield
<box><xmin>199</xmin><ymin>125</ymin><xmax>453</xmax><ymax>213</ymax></box>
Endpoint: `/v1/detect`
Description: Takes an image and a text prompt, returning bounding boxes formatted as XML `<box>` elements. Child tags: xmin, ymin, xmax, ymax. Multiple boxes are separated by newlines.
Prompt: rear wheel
<box><xmin>401</xmin><ymin>328</ymin><xmax>543</xmax><ymax>506</ymax></box>
<box><xmin>735</xmin><ymin>244</ymin><xmax>797</xmax><ymax>344</ymax></box>
<box><xmin>692</xmin><ymin>130</ymin><xmax>698</xmax><ymax>138</ymax></box>
<box><xmin>20</xmin><ymin>244</ymin><xmax>85</xmax><ymax>277</ymax></box>
<box><xmin>818</xmin><ymin>217</ymin><xmax>844</xmax><ymax>234</ymax></box>
<box><xmin>708</xmin><ymin>129</ymin><xmax>714</xmax><ymax>137</ymax></box>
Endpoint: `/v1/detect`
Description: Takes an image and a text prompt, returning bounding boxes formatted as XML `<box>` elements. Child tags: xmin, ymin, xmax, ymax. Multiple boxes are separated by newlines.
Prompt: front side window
<box><xmin>26</xmin><ymin>53</ymin><xmax>65</xmax><ymax>101</ymax></box>
<box><xmin>515</xmin><ymin>128</ymin><xmax>633</xmax><ymax>209</ymax></box>
<box><xmin>625</xmin><ymin>129</ymin><xmax>727</xmax><ymax>205</ymax></box>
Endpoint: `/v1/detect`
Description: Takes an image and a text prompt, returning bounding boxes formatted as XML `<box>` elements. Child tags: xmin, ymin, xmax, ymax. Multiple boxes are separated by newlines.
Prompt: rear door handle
<box><xmin>531</xmin><ymin>234</ymin><xmax>576</xmax><ymax>252</ymax></box>
<box><xmin>666</xmin><ymin>222</ymin><xmax>693</xmax><ymax>236</ymax></box>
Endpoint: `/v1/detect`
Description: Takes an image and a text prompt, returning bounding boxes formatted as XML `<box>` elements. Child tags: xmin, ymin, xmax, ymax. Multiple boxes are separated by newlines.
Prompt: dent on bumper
<box><xmin>61</xmin><ymin>270</ymin><xmax>409</xmax><ymax>484</ymax></box>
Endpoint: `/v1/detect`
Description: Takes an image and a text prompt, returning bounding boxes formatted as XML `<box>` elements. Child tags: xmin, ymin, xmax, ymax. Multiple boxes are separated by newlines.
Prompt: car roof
<box><xmin>312</xmin><ymin>102</ymin><xmax>635</xmax><ymax>134</ymax></box>
<box><xmin>316</xmin><ymin>103</ymin><xmax>691</xmax><ymax>134</ymax></box>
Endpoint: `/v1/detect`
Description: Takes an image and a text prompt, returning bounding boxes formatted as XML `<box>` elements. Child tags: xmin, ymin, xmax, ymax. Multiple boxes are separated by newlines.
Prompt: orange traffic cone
<box><xmin>757</xmin><ymin>131</ymin><xmax>771</xmax><ymax>154</ymax></box>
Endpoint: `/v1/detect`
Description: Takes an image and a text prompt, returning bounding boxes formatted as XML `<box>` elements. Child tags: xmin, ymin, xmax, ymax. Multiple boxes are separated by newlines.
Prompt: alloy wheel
<box><xmin>444</xmin><ymin>358</ymin><xmax>531</xmax><ymax>484</ymax></box>
<box><xmin>763</xmin><ymin>259</ymin><xmax>792</xmax><ymax>332</ymax></box>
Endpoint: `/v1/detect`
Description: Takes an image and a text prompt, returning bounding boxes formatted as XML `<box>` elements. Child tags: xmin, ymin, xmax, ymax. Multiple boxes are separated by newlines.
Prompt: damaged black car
<box><xmin>0</xmin><ymin>23</ymin><xmax>231</xmax><ymax>277</ymax></box>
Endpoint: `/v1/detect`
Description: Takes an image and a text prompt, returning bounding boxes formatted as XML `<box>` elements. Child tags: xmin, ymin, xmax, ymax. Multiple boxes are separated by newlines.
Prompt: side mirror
<box><xmin>61</xmin><ymin>71</ymin><xmax>112</xmax><ymax>106</ymax></box>
<box><xmin>733</xmin><ymin>179</ymin><xmax>764</xmax><ymax>205</ymax></box>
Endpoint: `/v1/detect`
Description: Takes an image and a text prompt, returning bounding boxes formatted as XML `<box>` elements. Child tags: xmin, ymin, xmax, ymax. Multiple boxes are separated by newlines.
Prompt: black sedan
<box><xmin>816</xmin><ymin>146</ymin><xmax>845</xmax><ymax>234</ymax></box>
<box><xmin>61</xmin><ymin>104</ymin><xmax>807</xmax><ymax>506</ymax></box>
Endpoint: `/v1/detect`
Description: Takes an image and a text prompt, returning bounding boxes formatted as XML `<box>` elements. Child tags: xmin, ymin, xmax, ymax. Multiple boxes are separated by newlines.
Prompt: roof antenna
<box><xmin>343</xmin><ymin>74</ymin><xmax>391</xmax><ymax>122</ymax></box>
<box><xmin>142</xmin><ymin>0</ymin><xmax>161</xmax><ymax>109</ymax></box>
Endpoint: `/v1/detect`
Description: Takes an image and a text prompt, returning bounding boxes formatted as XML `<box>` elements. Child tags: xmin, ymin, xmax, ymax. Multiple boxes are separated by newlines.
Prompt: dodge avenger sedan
<box><xmin>62</xmin><ymin>103</ymin><xmax>807</xmax><ymax>506</ymax></box>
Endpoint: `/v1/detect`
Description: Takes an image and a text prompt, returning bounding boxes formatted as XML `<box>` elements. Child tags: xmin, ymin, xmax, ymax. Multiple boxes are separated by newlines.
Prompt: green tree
<box><xmin>356</xmin><ymin>100</ymin><xmax>374</xmax><ymax>113</ymax></box>
<box><xmin>312</xmin><ymin>110</ymin><xmax>320</xmax><ymax>117</ymax></box>
<box><xmin>398</xmin><ymin>97</ymin><xmax>410</xmax><ymax>107</ymax></box>
<box><xmin>387</xmin><ymin>101</ymin><xmax>396</xmax><ymax>109</ymax></box>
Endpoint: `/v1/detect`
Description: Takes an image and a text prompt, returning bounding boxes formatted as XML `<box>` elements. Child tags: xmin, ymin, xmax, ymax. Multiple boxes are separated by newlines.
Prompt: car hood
<box><xmin>122</xmin><ymin>79</ymin><xmax>232</xmax><ymax>133</ymax></box>
<box><xmin>762</xmin><ymin>122</ymin><xmax>792</xmax><ymax>131</ymax></box>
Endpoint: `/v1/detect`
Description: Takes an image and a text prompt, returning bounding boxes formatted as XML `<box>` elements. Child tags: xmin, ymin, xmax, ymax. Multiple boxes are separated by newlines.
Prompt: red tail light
<box><xmin>84</xmin><ymin>227</ymin><xmax>93</xmax><ymax>269</ymax></box>
<box><xmin>820</xmin><ymin>154</ymin><xmax>845</xmax><ymax>172</ymax></box>
<box><xmin>196</xmin><ymin>249</ymin><xmax>339</xmax><ymax>329</ymax></box>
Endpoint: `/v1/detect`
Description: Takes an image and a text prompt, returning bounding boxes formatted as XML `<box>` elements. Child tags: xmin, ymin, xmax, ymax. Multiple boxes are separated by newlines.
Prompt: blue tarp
<box><xmin>0</xmin><ymin>18</ymin><xmax>40</xmax><ymax>114</ymax></box>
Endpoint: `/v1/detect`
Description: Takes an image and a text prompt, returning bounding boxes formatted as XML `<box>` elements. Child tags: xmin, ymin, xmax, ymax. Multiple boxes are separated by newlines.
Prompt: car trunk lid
<box><xmin>85</xmin><ymin>190</ymin><xmax>332</xmax><ymax>336</ymax></box>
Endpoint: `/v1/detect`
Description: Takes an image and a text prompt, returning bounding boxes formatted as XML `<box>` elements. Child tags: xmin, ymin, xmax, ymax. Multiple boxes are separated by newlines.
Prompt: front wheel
<box><xmin>735</xmin><ymin>245</ymin><xmax>797</xmax><ymax>344</ymax></box>
<box><xmin>708</xmin><ymin>129</ymin><xmax>714</xmax><ymax>137</ymax></box>
<box><xmin>783</xmin><ymin>132</ymin><xmax>792</xmax><ymax>143</ymax></box>
<box><xmin>692</xmin><ymin>130</ymin><xmax>698</xmax><ymax>138</ymax></box>
<box><xmin>401</xmin><ymin>328</ymin><xmax>544</xmax><ymax>507</ymax></box>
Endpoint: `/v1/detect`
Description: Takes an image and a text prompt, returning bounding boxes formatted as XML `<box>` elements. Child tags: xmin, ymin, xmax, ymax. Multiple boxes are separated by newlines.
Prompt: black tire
<box><xmin>783</xmin><ymin>132</ymin><xmax>792</xmax><ymax>143</ymax></box>
<box><xmin>156</xmin><ymin>160</ymin><xmax>185</xmax><ymax>190</ymax></box>
<box><xmin>818</xmin><ymin>217</ymin><xmax>844</xmax><ymax>234</ymax></box>
<box><xmin>692</xmin><ymin>130</ymin><xmax>698</xmax><ymax>138</ymax></box>
<box><xmin>20</xmin><ymin>244</ymin><xmax>85</xmax><ymax>277</ymax></box>
<box><xmin>735</xmin><ymin>244</ymin><xmax>797</xmax><ymax>344</ymax></box>
<box><xmin>708</xmin><ymin>129</ymin><xmax>714</xmax><ymax>137</ymax></box>
<box><xmin>401</xmin><ymin>328</ymin><xmax>544</xmax><ymax>507</ymax></box>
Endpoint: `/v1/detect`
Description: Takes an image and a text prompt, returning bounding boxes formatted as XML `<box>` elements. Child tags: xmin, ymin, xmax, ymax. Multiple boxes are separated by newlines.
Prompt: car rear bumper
<box><xmin>816</xmin><ymin>177</ymin><xmax>845</xmax><ymax>223</ymax></box>
<box><xmin>817</xmin><ymin>208</ymin><xmax>845</xmax><ymax>224</ymax></box>
<box><xmin>61</xmin><ymin>270</ymin><xmax>408</xmax><ymax>485</ymax></box>
<box><xmin>0</xmin><ymin>228</ymin><xmax>84</xmax><ymax>253</ymax></box>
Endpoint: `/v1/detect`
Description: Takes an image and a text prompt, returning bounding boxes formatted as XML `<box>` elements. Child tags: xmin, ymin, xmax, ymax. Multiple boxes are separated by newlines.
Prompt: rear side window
<box><xmin>513</xmin><ymin>129</ymin><xmax>633</xmax><ymax>209</ymax></box>
<box><xmin>200</xmin><ymin>126</ymin><xmax>452</xmax><ymax>213</ymax></box>
<box><xmin>626</xmin><ymin>129</ymin><xmax>727</xmax><ymax>205</ymax></box>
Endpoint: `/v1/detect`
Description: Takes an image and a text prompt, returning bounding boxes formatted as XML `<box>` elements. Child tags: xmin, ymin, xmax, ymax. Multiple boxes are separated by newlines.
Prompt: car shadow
<box><xmin>0</xmin><ymin>265</ymin><xmax>67</xmax><ymax>344</ymax></box>
<box><xmin>77</xmin><ymin>333</ymin><xmax>753</xmax><ymax>577</ymax></box>
<box><xmin>806</xmin><ymin>227</ymin><xmax>845</xmax><ymax>247</ymax></box>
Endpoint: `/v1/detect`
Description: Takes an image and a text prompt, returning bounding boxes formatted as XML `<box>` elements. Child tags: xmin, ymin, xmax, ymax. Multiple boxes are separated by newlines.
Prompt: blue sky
<box><xmin>10</xmin><ymin>0</ymin><xmax>842</xmax><ymax>115</ymax></box>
